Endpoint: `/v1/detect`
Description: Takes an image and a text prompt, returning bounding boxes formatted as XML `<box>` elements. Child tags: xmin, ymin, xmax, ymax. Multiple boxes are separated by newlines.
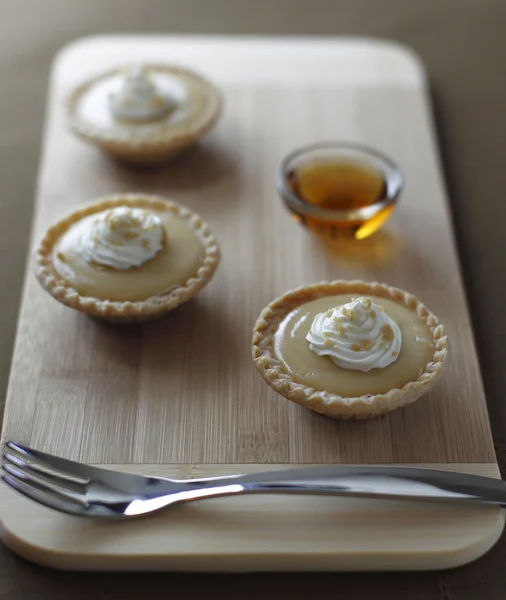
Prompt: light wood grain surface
<box><xmin>0</xmin><ymin>37</ymin><xmax>494</xmax><ymax>465</ymax></box>
<box><xmin>0</xmin><ymin>36</ymin><xmax>502</xmax><ymax>571</ymax></box>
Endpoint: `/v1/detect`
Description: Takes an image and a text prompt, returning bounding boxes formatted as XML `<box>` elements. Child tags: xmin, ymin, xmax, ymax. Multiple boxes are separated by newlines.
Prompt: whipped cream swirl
<box><xmin>109</xmin><ymin>66</ymin><xmax>174</xmax><ymax>122</ymax></box>
<box><xmin>77</xmin><ymin>207</ymin><xmax>164</xmax><ymax>270</ymax></box>
<box><xmin>306</xmin><ymin>297</ymin><xmax>402</xmax><ymax>372</ymax></box>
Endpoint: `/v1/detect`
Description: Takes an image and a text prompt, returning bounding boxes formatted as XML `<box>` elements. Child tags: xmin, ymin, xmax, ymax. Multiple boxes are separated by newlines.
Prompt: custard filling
<box><xmin>274</xmin><ymin>294</ymin><xmax>434</xmax><ymax>397</ymax></box>
<box><xmin>77</xmin><ymin>71</ymin><xmax>212</xmax><ymax>137</ymax></box>
<box><xmin>53</xmin><ymin>209</ymin><xmax>204</xmax><ymax>302</ymax></box>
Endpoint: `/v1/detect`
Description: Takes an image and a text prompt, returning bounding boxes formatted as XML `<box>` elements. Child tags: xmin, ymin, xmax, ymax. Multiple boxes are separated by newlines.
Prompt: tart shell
<box><xmin>252</xmin><ymin>280</ymin><xmax>448</xmax><ymax>419</ymax></box>
<box><xmin>34</xmin><ymin>194</ymin><xmax>220</xmax><ymax>323</ymax></box>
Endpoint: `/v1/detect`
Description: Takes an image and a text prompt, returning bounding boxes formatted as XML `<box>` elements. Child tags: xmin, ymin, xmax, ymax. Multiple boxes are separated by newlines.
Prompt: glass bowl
<box><xmin>276</xmin><ymin>142</ymin><xmax>404</xmax><ymax>240</ymax></box>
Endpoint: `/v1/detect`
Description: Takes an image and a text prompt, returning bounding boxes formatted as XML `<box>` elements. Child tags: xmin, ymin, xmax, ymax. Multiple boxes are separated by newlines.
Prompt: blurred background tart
<box><xmin>66</xmin><ymin>64</ymin><xmax>222</xmax><ymax>166</ymax></box>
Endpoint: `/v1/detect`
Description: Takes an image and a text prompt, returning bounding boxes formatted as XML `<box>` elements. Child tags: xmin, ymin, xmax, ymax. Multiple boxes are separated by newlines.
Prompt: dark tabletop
<box><xmin>1</xmin><ymin>0</ymin><xmax>506</xmax><ymax>598</ymax></box>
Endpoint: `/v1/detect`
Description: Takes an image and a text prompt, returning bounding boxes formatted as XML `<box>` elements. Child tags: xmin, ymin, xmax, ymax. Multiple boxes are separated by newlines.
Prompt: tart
<box><xmin>34</xmin><ymin>194</ymin><xmax>220</xmax><ymax>322</ymax></box>
<box><xmin>66</xmin><ymin>64</ymin><xmax>222</xmax><ymax>165</ymax></box>
<box><xmin>252</xmin><ymin>280</ymin><xmax>448</xmax><ymax>419</ymax></box>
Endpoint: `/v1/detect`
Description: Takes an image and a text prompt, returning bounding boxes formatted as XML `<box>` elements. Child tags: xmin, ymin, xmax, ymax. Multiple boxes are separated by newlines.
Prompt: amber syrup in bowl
<box><xmin>277</xmin><ymin>143</ymin><xmax>403</xmax><ymax>240</ymax></box>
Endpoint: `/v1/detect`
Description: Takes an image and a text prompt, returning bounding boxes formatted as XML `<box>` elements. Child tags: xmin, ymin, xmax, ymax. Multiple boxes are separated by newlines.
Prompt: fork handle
<box><xmin>180</xmin><ymin>465</ymin><xmax>506</xmax><ymax>507</ymax></box>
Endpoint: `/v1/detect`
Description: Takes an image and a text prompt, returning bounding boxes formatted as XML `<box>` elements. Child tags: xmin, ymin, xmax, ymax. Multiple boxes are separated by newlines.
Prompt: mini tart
<box><xmin>252</xmin><ymin>280</ymin><xmax>448</xmax><ymax>419</ymax></box>
<box><xmin>66</xmin><ymin>64</ymin><xmax>222</xmax><ymax>166</ymax></box>
<box><xmin>34</xmin><ymin>194</ymin><xmax>220</xmax><ymax>322</ymax></box>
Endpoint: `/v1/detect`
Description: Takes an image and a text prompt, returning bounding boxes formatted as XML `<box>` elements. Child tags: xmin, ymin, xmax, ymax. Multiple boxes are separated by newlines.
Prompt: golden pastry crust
<box><xmin>252</xmin><ymin>280</ymin><xmax>448</xmax><ymax>419</ymax></box>
<box><xmin>34</xmin><ymin>194</ymin><xmax>220</xmax><ymax>323</ymax></box>
<box><xmin>65</xmin><ymin>64</ymin><xmax>222</xmax><ymax>165</ymax></box>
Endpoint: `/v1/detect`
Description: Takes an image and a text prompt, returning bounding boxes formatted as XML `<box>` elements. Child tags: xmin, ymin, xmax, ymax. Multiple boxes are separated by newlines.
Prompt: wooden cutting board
<box><xmin>0</xmin><ymin>35</ymin><xmax>503</xmax><ymax>571</ymax></box>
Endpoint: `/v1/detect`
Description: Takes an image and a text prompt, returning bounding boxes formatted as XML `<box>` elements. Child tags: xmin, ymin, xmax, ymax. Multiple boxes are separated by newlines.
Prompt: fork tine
<box><xmin>4</xmin><ymin>450</ymin><xmax>87</xmax><ymax>485</ymax></box>
<box><xmin>4</xmin><ymin>441</ymin><xmax>152</xmax><ymax>493</ymax></box>
<box><xmin>2</xmin><ymin>464</ymin><xmax>87</xmax><ymax>506</ymax></box>
<box><xmin>1</xmin><ymin>474</ymin><xmax>86</xmax><ymax>516</ymax></box>
<box><xmin>6</xmin><ymin>442</ymin><xmax>92</xmax><ymax>482</ymax></box>
<box><xmin>3</xmin><ymin>453</ymin><xmax>87</xmax><ymax>495</ymax></box>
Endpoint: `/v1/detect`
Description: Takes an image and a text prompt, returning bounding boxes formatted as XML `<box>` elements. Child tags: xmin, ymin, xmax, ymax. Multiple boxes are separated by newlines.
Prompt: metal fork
<box><xmin>2</xmin><ymin>441</ymin><xmax>506</xmax><ymax>519</ymax></box>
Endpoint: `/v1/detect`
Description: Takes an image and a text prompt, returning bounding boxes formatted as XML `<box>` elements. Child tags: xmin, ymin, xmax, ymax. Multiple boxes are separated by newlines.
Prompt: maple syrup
<box><xmin>278</xmin><ymin>144</ymin><xmax>402</xmax><ymax>240</ymax></box>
